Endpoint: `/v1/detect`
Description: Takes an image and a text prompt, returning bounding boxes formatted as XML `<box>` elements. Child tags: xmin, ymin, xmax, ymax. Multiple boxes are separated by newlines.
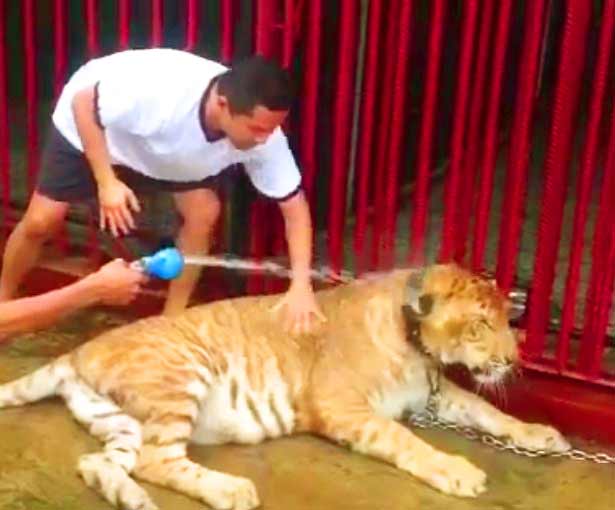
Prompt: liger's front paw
<box><xmin>509</xmin><ymin>423</ymin><xmax>571</xmax><ymax>453</ymax></box>
<box><xmin>404</xmin><ymin>451</ymin><xmax>487</xmax><ymax>498</ymax></box>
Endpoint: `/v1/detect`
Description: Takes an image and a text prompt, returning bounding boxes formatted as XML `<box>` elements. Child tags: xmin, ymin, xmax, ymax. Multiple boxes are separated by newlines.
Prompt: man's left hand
<box><xmin>272</xmin><ymin>281</ymin><xmax>326</xmax><ymax>335</ymax></box>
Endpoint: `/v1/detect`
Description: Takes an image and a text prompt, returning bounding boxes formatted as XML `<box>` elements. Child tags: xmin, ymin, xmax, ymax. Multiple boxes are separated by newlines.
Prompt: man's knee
<box><xmin>20</xmin><ymin>196</ymin><xmax>67</xmax><ymax>239</ymax></box>
<box><xmin>177</xmin><ymin>190</ymin><xmax>221</xmax><ymax>231</ymax></box>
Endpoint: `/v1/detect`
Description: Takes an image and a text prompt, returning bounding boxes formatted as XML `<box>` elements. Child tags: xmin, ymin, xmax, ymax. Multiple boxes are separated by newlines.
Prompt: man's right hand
<box><xmin>86</xmin><ymin>259</ymin><xmax>146</xmax><ymax>305</ymax></box>
<box><xmin>98</xmin><ymin>177</ymin><xmax>141</xmax><ymax>237</ymax></box>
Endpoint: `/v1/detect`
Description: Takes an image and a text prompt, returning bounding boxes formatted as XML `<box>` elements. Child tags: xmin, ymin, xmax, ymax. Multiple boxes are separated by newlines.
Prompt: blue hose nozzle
<box><xmin>136</xmin><ymin>247</ymin><xmax>185</xmax><ymax>280</ymax></box>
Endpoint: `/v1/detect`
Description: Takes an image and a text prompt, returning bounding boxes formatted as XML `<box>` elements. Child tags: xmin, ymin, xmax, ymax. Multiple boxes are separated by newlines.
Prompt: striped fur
<box><xmin>0</xmin><ymin>264</ymin><xmax>570</xmax><ymax>508</ymax></box>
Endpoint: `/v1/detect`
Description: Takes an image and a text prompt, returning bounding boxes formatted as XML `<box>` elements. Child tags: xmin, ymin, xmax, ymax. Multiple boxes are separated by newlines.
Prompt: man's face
<box><xmin>218</xmin><ymin>100</ymin><xmax>288</xmax><ymax>150</ymax></box>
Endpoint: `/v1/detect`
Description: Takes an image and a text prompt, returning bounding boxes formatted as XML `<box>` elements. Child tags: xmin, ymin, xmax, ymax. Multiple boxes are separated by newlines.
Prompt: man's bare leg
<box><xmin>0</xmin><ymin>192</ymin><xmax>69</xmax><ymax>302</ymax></box>
<box><xmin>163</xmin><ymin>188</ymin><xmax>221</xmax><ymax>316</ymax></box>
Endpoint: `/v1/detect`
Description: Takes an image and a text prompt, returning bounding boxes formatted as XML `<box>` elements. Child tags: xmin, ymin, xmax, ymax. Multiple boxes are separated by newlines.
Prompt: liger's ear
<box><xmin>405</xmin><ymin>271</ymin><xmax>434</xmax><ymax>317</ymax></box>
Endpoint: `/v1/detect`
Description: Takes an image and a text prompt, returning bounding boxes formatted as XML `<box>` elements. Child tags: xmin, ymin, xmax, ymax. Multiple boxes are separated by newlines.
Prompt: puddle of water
<box><xmin>1</xmin><ymin>310</ymin><xmax>614</xmax><ymax>510</ymax></box>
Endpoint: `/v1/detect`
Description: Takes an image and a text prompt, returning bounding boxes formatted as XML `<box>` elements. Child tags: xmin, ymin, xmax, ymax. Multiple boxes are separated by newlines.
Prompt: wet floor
<box><xmin>0</xmin><ymin>310</ymin><xmax>614</xmax><ymax>510</ymax></box>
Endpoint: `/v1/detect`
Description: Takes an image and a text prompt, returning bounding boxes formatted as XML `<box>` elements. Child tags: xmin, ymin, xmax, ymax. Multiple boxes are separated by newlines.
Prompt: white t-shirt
<box><xmin>52</xmin><ymin>48</ymin><xmax>302</xmax><ymax>200</ymax></box>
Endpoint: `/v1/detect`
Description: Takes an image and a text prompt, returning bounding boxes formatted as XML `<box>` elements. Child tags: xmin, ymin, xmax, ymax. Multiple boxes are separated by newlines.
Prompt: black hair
<box><xmin>216</xmin><ymin>55</ymin><xmax>294</xmax><ymax>115</ymax></box>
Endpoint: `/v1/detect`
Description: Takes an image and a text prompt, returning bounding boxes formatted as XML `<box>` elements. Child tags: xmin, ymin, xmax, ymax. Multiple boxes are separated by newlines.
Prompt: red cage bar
<box><xmin>439</xmin><ymin>0</ymin><xmax>479</xmax><ymax>263</ymax></box>
<box><xmin>150</xmin><ymin>0</ymin><xmax>163</xmax><ymax>47</ymax></box>
<box><xmin>524</xmin><ymin>0</ymin><xmax>592</xmax><ymax>360</ymax></box>
<box><xmin>353</xmin><ymin>0</ymin><xmax>382</xmax><ymax>270</ymax></box>
<box><xmin>84</xmin><ymin>0</ymin><xmax>100</xmax><ymax>57</ymax></box>
<box><xmin>380</xmin><ymin>0</ymin><xmax>414</xmax><ymax>268</ymax></box>
<box><xmin>557</xmin><ymin>0</ymin><xmax>615</xmax><ymax>371</ymax></box>
<box><xmin>455</xmin><ymin>0</ymin><xmax>495</xmax><ymax>263</ymax></box>
<box><xmin>23</xmin><ymin>0</ymin><xmax>38</xmax><ymax>194</ymax></box>
<box><xmin>184</xmin><ymin>0</ymin><xmax>199</xmax><ymax>51</ymax></box>
<box><xmin>298</xmin><ymin>0</ymin><xmax>321</xmax><ymax>205</ymax></box>
<box><xmin>327</xmin><ymin>0</ymin><xmax>358</xmax><ymax>274</ymax></box>
<box><xmin>370</xmin><ymin>0</ymin><xmax>400</xmax><ymax>269</ymax></box>
<box><xmin>221</xmin><ymin>0</ymin><xmax>234</xmax><ymax>62</ymax></box>
<box><xmin>117</xmin><ymin>0</ymin><xmax>131</xmax><ymax>50</ymax></box>
<box><xmin>496</xmin><ymin>0</ymin><xmax>548</xmax><ymax>292</ymax></box>
<box><xmin>408</xmin><ymin>0</ymin><xmax>446</xmax><ymax>267</ymax></box>
<box><xmin>471</xmin><ymin>0</ymin><xmax>514</xmax><ymax>272</ymax></box>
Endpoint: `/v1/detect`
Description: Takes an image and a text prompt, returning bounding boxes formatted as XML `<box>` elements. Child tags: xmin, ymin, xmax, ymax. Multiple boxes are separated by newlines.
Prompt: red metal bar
<box><xmin>282</xmin><ymin>0</ymin><xmax>295</xmax><ymax>68</ymax></box>
<box><xmin>557</xmin><ymin>0</ymin><xmax>615</xmax><ymax>370</ymax></box>
<box><xmin>53</xmin><ymin>0</ymin><xmax>68</xmax><ymax>100</ymax></box>
<box><xmin>380</xmin><ymin>0</ymin><xmax>414</xmax><ymax>268</ymax></box>
<box><xmin>220</xmin><ymin>0</ymin><xmax>234</xmax><ymax>62</ymax></box>
<box><xmin>370</xmin><ymin>0</ymin><xmax>400</xmax><ymax>269</ymax></box>
<box><xmin>495</xmin><ymin>0</ymin><xmax>548</xmax><ymax>291</ymax></box>
<box><xmin>53</xmin><ymin>0</ymin><xmax>70</xmax><ymax>254</ymax></box>
<box><xmin>150</xmin><ymin>0</ymin><xmax>163</xmax><ymax>47</ymax></box>
<box><xmin>254</xmin><ymin>0</ymin><xmax>276</xmax><ymax>58</ymax></box>
<box><xmin>471</xmin><ymin>0</ymin><xmax>514</xmax><ymax>272</ymax></box>
<box><xmin>327</xmin><ymin>0</ymin><xmax>359</xmax><ymax>273</ymax></box>
<box><xmin>298</xmin><ymin>0</ymin><xmax>321</xmax><ymax>206</ymax></box>
<box><xmin>439</xmin><ymin>0</ymin><xmax>479</xmax><ymax>262</ymax></box>
<box><xmin>84</xmin><ymin>0</ymin><xmax>100</xmax><ymax>57</ymax></box>
<box><xmin>578</xmin><ymin>85</ymin><xmax>615</xmax><ymax>375</ymax></box>
<box><xmin>353</xmin><ymin>0</ymin><xmax>383</xmax><ymax>270</ymax></box>
<box><xmin>0</xmin><ymin>0</ymin><xmax>9</xmax><ymax>237</ymax></box>
<box><xmin>524</xmin><ymin>0</ymin><xmax>592</xmax><ymax>360</ymax></box>
<box><xmin>23</xmin><ymin>0</ymin><xmax>39</xmax><ymax>194</ymax></box>
<box><xmin>117</xmin><ymin>0</ymin><xmax>131</xmax><ymax>50</ymax></box>
<box><xmin>247</xmin><ymin>0</ymin><xmax>279</xmax><ymax>294</ymax></box>
<box><xmin>408</xmin><ymin>0</ymin><xmax>446</xmax><ymax>267</ymax></box>
<box><xmin>184</xmin><ymin>0</ymin><xmax>199</xmax><ymax>51</ymax></box>
<box><xmin>455</xmin><ymin>0</ymin><xmax>495</xmax><ymax>263</ymax></box>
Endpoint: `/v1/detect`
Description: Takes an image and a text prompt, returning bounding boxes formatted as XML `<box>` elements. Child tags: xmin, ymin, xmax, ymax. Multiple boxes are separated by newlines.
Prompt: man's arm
<box><xmin>0</xmin><ymin>259</ymin><xmax>144</xmax><ymax>337</ymax></box>
<box><xmin>276</xmin><ymin>191</ymin><xmax>325</xmax><ymax>333</ymax></box>
<box><xmin>278</xmin><ymin>191</ymin><xmax>313</xmax><ymax>287</ymax></box>
<box><xmin>72</xmin><ymin>86</ymin><xmax>140</xmax><ymax>237</ymax></box>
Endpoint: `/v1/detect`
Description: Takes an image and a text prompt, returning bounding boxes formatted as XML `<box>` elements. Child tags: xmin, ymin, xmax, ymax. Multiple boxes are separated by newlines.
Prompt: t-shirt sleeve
<box><xmin>243</xmin><ymin>128</ymin><xmax>302</xmax><ymax>201</ymax></box>
<box><xmin>94</xmin><ymin>69</ymin><xmax>166</xmax><ymax>136</ymax></box>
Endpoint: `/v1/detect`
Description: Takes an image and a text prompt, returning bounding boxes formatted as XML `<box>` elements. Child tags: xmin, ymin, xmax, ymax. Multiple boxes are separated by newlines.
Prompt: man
<box><xmin>0</xmin><ymin>259</ymin><xmax>144</xmax><ymax>338</ymax></box>
<box><xmin>0</xmin><ymin>49</ymin><xmax>323</xmax><ymax>332</ymax></box>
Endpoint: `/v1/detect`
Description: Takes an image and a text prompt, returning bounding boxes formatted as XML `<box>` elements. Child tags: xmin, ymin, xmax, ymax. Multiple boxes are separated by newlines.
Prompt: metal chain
<box><xmin>406</xmin><ymin>395</ymin><xmax>615</xmax><ymax>465</ymax></box>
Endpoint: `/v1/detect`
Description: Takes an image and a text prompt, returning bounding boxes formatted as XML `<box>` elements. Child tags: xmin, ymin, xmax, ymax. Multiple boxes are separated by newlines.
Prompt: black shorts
<box><xmin>37</xmin><ymin>125</ymin><xmax>224</xmax><ymax>202</ymax></box>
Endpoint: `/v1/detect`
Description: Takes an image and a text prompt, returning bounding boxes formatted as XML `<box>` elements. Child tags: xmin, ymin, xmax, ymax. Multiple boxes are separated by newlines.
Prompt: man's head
<box><xmin>213</xmin><ymin>56</ymin><xmax>294</xmax><ymax>150</ymax></box>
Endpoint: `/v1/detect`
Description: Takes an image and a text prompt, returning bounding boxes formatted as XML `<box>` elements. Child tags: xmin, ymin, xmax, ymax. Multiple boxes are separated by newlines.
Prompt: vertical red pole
<box><xmin>247</xmin><ymin>0</ymin><xmax>277</xmax><ymax>294</ymax></box>
<box><xmin>380</xmin><ymin>0</ymin><xmax>414</xmax><ymax>268</ymax></box>
<box><xmin>0</xmin><ymin>0</ymin><xmax>9</xmax><ymax>237</ymax></box>
<box><xmin>558</xmin><ymin>0</ymin><xmax>615</xmax><ymax>371</ymax></box>
<box><xmin>150</xmin><ymin>0</ymin><xmax>163</xmax><ymax>47</ymax></box>
<box><xmin>53</xmin><ymin>0</ymin><xmax>68</xmax><ymax>100</ymax></box>
<box><xmin>298</xmin><ymin>0</ymin><xmax>322</xmax><ymax>204</ymax></box>
<box><xmin>408</xmin><ymin>0</ymin><xmax>446</xmax><ymax>267</ymax></box>
<box><xmin>370</xmin><ymin>0</ymin><xmax>399</xmax><ymax>269</ymax></box>
<box><xmin>84</xmin><ymin>0</ymin><xmax>100</xmax><ymax>57</ymax></box>
<box><xmin>327</xmin><ymin>0</ymin><xmax>358</xmax><ymax>273</ymax></box>
<box><xmin>184</xmin><ymin>0</ymin><xmax>199</xmax><ymax>51</ymax></box>
<box><xmin>254</xmin><ymin>0</ymin><xmax>276</xmax><ymax>58</ymax></box>
<box><xmin>53</xmin><ymin>0</ymin><xmax>70</xmax><ymax>254</ymax></box>
<box><xmin>220</xmin><ymin>0</ymin><xmax>234</xmax><ymax>63</ymax></box>
<box><xmin>578</xmin><ymin>74</ymin><xmax>615</xmax><ymax>377</ymax></box>
<box><xmin>524</xmin><ymin>0</ymin><xmax>591</xmax><ymax>360</ymax></box>
<box><xmin>282</xmin><ymin>0</ymin><xmax>295</xmax><ymax>68</ymax></box>
<box><xmin>353</xmin><ymin>0</ymin><xmax>383</xmax><ymax>271</ymax></box>
<box><xmin>455</xmin><ymin>0</ymin><xmax>495</xmax><ymax>262</ymax></box>
<box><xmin>438</xmin><ymin>0</ymin><xmax>479</xmax><ymax>262</ymax></box>
<box><xmin>471</xmin><ymin>0</ymin><xmax>514</xmax><ymax>272</ymax></box>
<box><xmin>117</xmin><ymin>0</ymin><xmax>131</xmax><ymax>50</ymax></box>
<box><xmin>495</xmin><ymin>0</ymin><xmax>548</xmax><ymax>292</ymax></box>
<box><xmin>23</xmin><ymin>0</ymin><xmax>39</xmax><ymax>195</ymax></box>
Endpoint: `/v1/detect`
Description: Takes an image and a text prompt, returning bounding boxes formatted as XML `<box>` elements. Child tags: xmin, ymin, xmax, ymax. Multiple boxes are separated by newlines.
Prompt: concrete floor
<box><xmin>0</xmin><ymin>311</ymin><xmax>614</xmax><ymax>510</ymax></box>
